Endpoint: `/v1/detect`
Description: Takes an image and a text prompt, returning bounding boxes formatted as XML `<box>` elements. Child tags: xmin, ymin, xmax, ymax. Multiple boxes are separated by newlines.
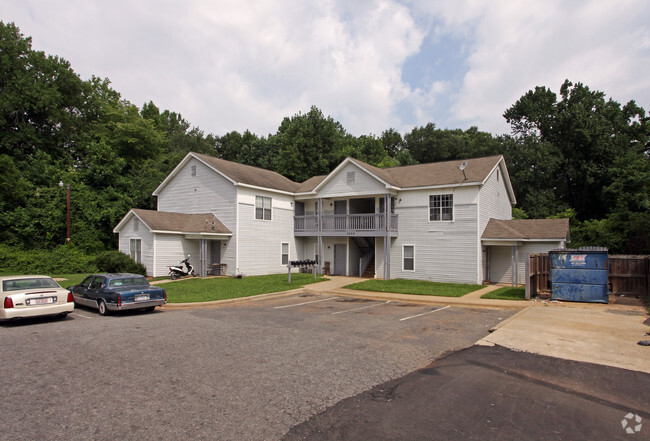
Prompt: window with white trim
<box><xmin>130</xmin><ymin>238</ymin><xmax>142</xmax><ymax>264</ymax></box>
<box><xmin>255</xmin><ymin>196</ymin><xmax>272</xmax><ymax>220</ymax></box>
<box><xmin>403</xmin><ymin>245</ymin><xmax>414</xmax><ymax>271</ymax></box>
<box><xmin>429</xmin><ymin>194</ymin><xmax>453</xmax><ymax>221</ymax></box>
<box><xmin>281</xmin><ymin>242</ymin><xmax>289</xmax><ymax>265</ymax></box>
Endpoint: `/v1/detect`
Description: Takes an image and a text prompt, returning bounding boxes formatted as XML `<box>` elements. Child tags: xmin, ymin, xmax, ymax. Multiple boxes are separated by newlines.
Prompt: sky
<box><xmin>3</xmin><ymin>0</ymin><xmax>649</xmax><ymax>138</ymax></box>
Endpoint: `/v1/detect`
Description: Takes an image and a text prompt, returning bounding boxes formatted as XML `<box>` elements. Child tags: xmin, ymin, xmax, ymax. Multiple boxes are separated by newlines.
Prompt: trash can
<box><xmin>550</xmin><ymin>248</ymin><xmax>609</xmax><ymax>303</ymax></box>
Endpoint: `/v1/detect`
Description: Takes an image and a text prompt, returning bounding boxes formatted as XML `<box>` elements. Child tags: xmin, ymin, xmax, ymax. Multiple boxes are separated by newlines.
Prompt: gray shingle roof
<box><xmin>350</xmin><ymin>156</ymin><xmax>504</xmax><ymax>188</ymax></box>
<box><xmin>482</xmin><ymin>218</ymin><xmax>570</xmax><ymax>240</ymax></box>
<box><xmin>132</xmin><ymin>209</ymin><xmax>231</xmax><ymax>235</ymax></box>
<box><xmin>193</xmin><ymin>153</ymin><xmax>301</xmax><ymax>193</ymax></box>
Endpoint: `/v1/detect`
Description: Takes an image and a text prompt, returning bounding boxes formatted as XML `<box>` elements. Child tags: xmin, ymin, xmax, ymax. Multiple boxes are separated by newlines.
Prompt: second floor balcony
<box><xmin>294</xmin><ymin>213</ymin><xmax>398</xmax><ymax>237</ymax></box>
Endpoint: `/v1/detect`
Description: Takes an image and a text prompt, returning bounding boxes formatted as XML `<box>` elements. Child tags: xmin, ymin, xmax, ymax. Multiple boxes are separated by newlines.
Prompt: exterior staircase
<box><xmin>362</xmin><ymin>261</ymin><xmax>375</xmax><ymax>278</ymax></box>
<box><xmin>352</xmin><ymin>237</ymin><xmax>375</xmax><ymax>278</ymax></box>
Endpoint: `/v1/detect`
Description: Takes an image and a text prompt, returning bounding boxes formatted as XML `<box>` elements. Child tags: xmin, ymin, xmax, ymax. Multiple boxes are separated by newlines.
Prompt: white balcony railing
<box><xmin>294</xmin><ymin>213</ymin><xmax>398</xmax><ymax>234</ymax></box>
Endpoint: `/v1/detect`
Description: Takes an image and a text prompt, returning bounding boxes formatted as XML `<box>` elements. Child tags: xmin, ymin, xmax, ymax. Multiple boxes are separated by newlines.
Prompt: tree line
<box><xmin>1</xmin><ymin>21</ymin><xmax>648</xmax><ymax>254</ymax></box>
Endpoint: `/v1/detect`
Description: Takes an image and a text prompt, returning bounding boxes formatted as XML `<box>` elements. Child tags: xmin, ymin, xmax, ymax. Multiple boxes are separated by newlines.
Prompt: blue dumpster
<box><xmin>550</xmin><ymin>249</ymin><xmax>609</xmax><ymax>303</ymax></box>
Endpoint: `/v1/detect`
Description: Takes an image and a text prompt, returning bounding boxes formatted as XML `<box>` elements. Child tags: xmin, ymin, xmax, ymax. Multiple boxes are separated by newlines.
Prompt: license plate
<box><xmin>135</xmin><ymin>294</ymin><xmax>150</xmax><ymax>302</ymax></box>
<box><xmin>28</xmin><ymin>297</ymin><xmax>54</xmax><ymax>305</ymax></box>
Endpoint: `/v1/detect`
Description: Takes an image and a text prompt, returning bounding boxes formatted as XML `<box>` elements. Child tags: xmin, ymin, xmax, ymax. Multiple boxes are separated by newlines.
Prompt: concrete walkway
<box><xmin>303</xmin><ymin>276</ymin><xmax>526</xmax><ymax>310</ymax></box>
<box><xmin>478</xmin><ymin>303</ymin><xmax>650</xmax><ymax>373</ymax></box>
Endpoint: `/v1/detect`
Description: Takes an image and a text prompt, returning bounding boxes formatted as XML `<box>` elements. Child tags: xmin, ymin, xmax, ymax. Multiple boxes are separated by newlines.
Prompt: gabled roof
<box><xmin>114</xmin><ymin>209</ymin><xmax>232</xmax><ymax>235</ymax></box>
<box><xmin>192</xmin><ymin>153</ymin><xmax>300</xmax><ymax>193</ymax></box>
<box><xmin>362</xmin><ymin>156</ymin><xmax>504</xmax><ymax>188</ymax></box>
<box><xmin>482</xmin><ymin>218</ymin><xmax>570</xmax><ymax>241</ymax></box>
<box><xmin>154</xmin><ymin>152</ymin><xmax>515</xmax><ymax>200</ymax></box>
<box><xmin>153</xmin><ymin>152</ymin><xmax>300</xmax><ymax>196</ymax></box>
<box><xmin>297</xmin><ymin>155</ymin><xmax>515</xmax><ymax>202</ymax></box>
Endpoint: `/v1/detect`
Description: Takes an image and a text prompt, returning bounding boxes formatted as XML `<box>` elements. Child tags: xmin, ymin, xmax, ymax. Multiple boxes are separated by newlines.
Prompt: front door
<box><xmin>334</xmin><ymin>244</ymin><xmax>347</xmax><ymax>275</ymax></box>
<box><xmin>210</xmin><ymin>241</ymin><xmax>221</xmax><ymax>265</ymax></box>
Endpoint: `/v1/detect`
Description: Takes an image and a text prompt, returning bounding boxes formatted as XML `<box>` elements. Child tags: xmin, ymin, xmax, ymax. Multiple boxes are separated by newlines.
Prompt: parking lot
<box><xmin>0</xmin><ymin>293</ymin><xmax>513</xmax><ymax>441</ymax></box>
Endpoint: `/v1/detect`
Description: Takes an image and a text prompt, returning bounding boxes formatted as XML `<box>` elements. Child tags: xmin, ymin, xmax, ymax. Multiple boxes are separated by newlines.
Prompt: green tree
<box><xmin>503</xmin><ymin>80</ymin><xmax>648</xmax><ymax>221</ymax></box>
<box><xmin>270</xmin><ymin>106</ymin><xmax>348</xmax><ymax>182</ymax></box>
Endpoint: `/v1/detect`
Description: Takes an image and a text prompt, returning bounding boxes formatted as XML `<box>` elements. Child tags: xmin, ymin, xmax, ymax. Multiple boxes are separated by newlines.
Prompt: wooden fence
<box><xmin>527</xmin><ymin>253</ymin><xmax>649</xmax><ymax>301</ymax></box>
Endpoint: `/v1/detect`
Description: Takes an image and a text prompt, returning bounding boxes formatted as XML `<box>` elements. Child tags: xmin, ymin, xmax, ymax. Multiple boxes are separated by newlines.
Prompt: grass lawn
<box><xmin>161</xmin><ymin>273</ymin><xmax>327</xmax><ymax>303</ymax></box>
<box><xmin>481</xmin><ymin>287</ymin><xmax>526</xmax><ymax>300</ymax></box>
<box><xmin>344</xmin><ymin>278</ymin><xmax>483</xmax><ymax>297</ymax></box>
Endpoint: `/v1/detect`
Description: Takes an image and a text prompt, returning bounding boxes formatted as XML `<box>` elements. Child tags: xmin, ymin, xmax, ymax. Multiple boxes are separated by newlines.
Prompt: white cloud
<box><xmin>412</xmin><ymin>0</ymin><xmax>650</xmax><ymax>134</ymax></box>
<box><xmin>2</xmin><ymin>0</ymin><xmax>425</xmax><ymax>136</ymax></box>
<box><xmin>2</xmin><ymin>0</ymin><xmax>648</xmax><ymax>139</ymax></box>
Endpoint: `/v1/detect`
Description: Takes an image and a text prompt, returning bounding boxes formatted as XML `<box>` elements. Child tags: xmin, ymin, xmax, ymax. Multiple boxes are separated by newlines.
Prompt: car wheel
<box><xmin>57</xmin><ymin>312</ymin><xmax>69</xmax><ymax>319</ymax></box>
<box><xmin>144</xmin><ymin>306</ymin><xmax>156</xmax><ymax>313</ymax></box>
<box><xmin>98</xmin><ymin>300</ymin><xmax>109</xmax><ymax>316</ymax></box>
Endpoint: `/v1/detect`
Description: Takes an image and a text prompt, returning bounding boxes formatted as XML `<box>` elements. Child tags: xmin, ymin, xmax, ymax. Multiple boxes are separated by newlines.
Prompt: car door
<box><xmin>86</xmin><ymin>276</ymin><xmax>106</xmax><ymax>306</ymax></box>
<box><xmin>72</xmin><ymin>276</ymin><xmax>94</xmax><ymax>307</ymax></box>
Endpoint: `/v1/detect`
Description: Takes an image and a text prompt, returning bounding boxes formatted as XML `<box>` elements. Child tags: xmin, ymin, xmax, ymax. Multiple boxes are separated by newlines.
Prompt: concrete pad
<box><xmin>477</xmin><ymin>303</ymin><xmax>650</xmax><ymax>373</ymax></box>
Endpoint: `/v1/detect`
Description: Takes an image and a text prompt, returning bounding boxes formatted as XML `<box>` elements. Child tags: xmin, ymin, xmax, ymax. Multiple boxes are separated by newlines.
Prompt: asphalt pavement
<box><xmin>283</xmin><ymin>344</ymin><xmax>650</xmax><ymax>441</ymax></box>
<box><xmin>0</xmin><ymin>293</ymin><xmax>511</xmax><ymax>441</ymax></box>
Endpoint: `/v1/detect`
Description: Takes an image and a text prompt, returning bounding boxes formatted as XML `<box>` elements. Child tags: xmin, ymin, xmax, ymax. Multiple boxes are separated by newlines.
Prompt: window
<box><xmin>347</xmin><ymin>171</ymin><xmax>355</xmax><ymax>184</ymax></box>
<box><xmin>403</xmin><ymin>245</ymin><xmax>414</xmax><ymax>271</ymax></box>
<box><xmin>281</xmin><ymin>243</ymin><xmax>289</xmax><ymax>265</ymax></box>
<box><xmin>89</xmin><ymin>277</ymin><xmax>105</xmax><ymax>290</ymax></box>
<box><xmin>130</xmin><ymin>238</ymin><xmax>142</xmax><ymax>263</ymax></box>
<box><xmin>429</xmin><ymin>194</ymin><xmax>453</xmax><ymax>221</ymax></box>
<box><xmin>255</xmin><ymin>196</ymin><xmax>272</xmax><ymax>220</ymax></box>
<box><xmin>191</xmin><ymin>165</ymin><xmax>197</xmax><ymax>177</ymax></box>
<box><xmin>133</xmin><ymin>219</ymin><xmax>138</xmax><ymax>231</ymax></box>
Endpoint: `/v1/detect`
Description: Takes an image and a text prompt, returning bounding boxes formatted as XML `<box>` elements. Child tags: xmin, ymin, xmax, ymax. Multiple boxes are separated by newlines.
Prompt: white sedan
<box><xmin>0</xmin><ymin>275</ymin><xmax>74</xmax><ymax>320</ymax></box>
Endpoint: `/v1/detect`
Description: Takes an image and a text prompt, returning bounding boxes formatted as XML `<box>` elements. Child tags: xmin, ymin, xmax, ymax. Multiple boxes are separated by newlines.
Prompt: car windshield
<box><xmin>2</xmin><ymin>278</ymin><xmax>60</xmax><ymax>292</ymax></box>
<box><xmin>108</xmin><ymin>277</ymin><xmax>149</xmax><ymax>288</ymax></box>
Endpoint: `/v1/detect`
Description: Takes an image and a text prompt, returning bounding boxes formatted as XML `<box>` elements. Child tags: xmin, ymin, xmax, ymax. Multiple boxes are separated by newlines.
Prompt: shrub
<box><xmin>0</xmin><ymin>244</ymin><xmax>98</xmax><ymax>274</ymax></box>
<box><xmin>95</xmin><ymin>250</ymin><xmax>147</xmax><ymax>275</ymax></box>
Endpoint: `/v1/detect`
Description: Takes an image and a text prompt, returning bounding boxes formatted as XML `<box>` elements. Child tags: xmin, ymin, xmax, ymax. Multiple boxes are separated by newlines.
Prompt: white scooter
<box><xmin>168</xmin><ymin>255</ymin><xmax>196</xmax><ymax>280</ymax></box>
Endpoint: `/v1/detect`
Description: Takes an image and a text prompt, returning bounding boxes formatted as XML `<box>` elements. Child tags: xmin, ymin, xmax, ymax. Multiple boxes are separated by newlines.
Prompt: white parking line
<box><xmin>273</xmin><ymin>296</ymin><xmax>339</xmax><ymax>309</ymax></box>
<box><xmin>399</xmin><ymin>305</ymin><xmax>451</xmax><ymax>321</ymax></box>
<box><xmin>70</xmin><ymin>312</ymin><xmax>94</xmax><ymax>319</ymax></box>
<box><xmin>331</xmin><ymin>301</ymin><xmax>391</xmax><ymax>315</ymax></box>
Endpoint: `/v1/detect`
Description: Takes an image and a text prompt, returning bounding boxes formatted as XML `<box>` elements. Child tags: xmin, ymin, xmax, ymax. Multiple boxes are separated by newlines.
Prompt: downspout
<box><xmin>318</xmin><ymin>198</ymin><xmax>323</xmax><ymax>275</ymax></box>
<box><xmin>384</xmin><ymin>193</ymin><xmax>390</xmax><ymax>281</ymax></box>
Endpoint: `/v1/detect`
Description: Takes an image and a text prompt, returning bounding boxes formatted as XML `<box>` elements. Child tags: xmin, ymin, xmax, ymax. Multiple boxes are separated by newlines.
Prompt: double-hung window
<box><xmin>129</xmin><ymin>238</ymin><xmax>141</xmax><ymax>264</ymax></box>
<box><xmin>403</xmin><ymin>245</ymin><xmax>415</xmax><ymax>271</ymax></box>
<box><xmin>255</xmin><ymin>196</ymin><xmax>272</xmax><ymax>220</ymax></box>
<box><xmin>281</xmin><ymin>243</ymin><xmax>289</xmax><ymax>265</ymax></box>
<box><xmin>429</xmin><ymin>194</ymin><xmax>453</xmax><ymax>221</ymax></box>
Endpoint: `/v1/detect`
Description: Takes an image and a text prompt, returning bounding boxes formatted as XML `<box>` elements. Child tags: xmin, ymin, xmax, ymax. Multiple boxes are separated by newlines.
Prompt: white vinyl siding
<box><xmin>117</xmin><ymin>215</ymin><xmax>154</xmax><ymax>276</ymax></box>
<box><xmin>318</xmin><ymin>163</ymin><xmax>387</xmax><ymax>198</ymax></box>
<box><xmin>478</xmin><ymin>164</ymin><xmax>513</xmax><ymax>233</ymax></box>
<box><xmin>156</xmin><ymin>158</ymin><xmax>237</xmax><ymax>231</ymax></box>
<box><xmin>489</xmin><ymin>242</ymin><xmax>564</xmax><ymax>284</ymax></box>
<box><xmin>151</xmin><ymin>234</ymin><xmax>200</xmax><ymax>278</ymax></box>
<box><xmin>477</xmin><ymin>164</ymin><xmax>514</xmax><ymax>283</ymax></box>
<box><xmin>237</xmin><ymin>189</ymin><xmax>296</xmax><ymax>275</ymax></box>
<box><xmin>391</xmin><ymin>187</ymin><xmax>480</xmax><ymax>284</ymax></box>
